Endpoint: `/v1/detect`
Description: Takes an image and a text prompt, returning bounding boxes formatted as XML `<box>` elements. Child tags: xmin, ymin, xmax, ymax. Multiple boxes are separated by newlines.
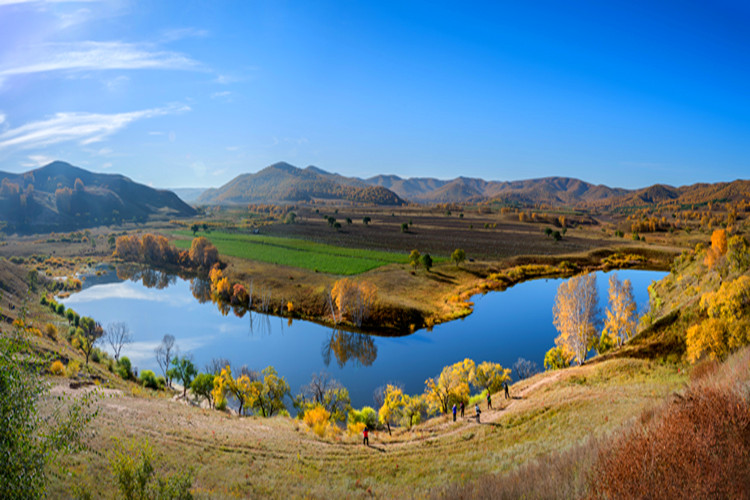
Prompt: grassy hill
<box><xmin>197</xmin><ymin>162</ymin><xmax>404</xmax><ymax>205</ymax></box>
<box><xmin>0</xmin><ymin>161</ymin><xmax>196</xmax><ymax>234</ymax></box>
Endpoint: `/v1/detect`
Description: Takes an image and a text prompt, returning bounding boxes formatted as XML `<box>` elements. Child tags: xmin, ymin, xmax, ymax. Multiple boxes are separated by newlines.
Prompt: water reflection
<box><xmin>322</xmin><ymin>329</ymin><xmax>377</xmax><ymax>368</ymax></box>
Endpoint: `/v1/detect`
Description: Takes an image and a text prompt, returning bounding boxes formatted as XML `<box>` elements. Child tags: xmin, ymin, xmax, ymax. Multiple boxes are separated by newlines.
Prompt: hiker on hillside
<box><xmin>475</xmin><ymin>403</ymin><xmax>481</xmax><ymax>423</ymax></box>
<box><xmin>487</xmin><ymin>392</ymin><xmax>492</xmax><ymax>409</ymax></box>
<box><xmin>452</xmin><ymin>403</ymin><xmax>457</xmax><ymax>422</ymax></box>
<box><xmin>504</xmin><ymin>382</ymin><xmax>510</xmax><ymax>399</ymax></box>
<box><xmin>363</xmin><ymin>426</ymin><xmax>369</xmax><ymax>446</ymax></box>
<box><xmin>460</xmin><ymin>401</ymin><xmax>465</xmax><ymax>418</ymax></box>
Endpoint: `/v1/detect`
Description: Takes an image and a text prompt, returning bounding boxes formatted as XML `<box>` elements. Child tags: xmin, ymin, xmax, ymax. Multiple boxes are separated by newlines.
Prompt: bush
<box><xmin>117</xmin><ymin>357</ymin><xmax>133</xmax><ymax>380</ymax></box>
<box><xmin>66</xmin><ymin>360</ymin><xmax>81</xmax><ymax>378</ymax></box>
<box><xmin>139</xmin><ymin>370</ymin><xmax>160</xmax><ymax>390</ymax></box>
<box><xmin>50</xmin><ymin>360</ymin><xmax>66</xmax><ymax>376</ymax></box>
<box><xmin>44</xmin><ymin>323</ymin><xmax>58</xmax><ymax>340</ymax></box>
<box><xmin>55</xmin><ymin>303</ymin><xmax>65</xmax><ymax>315</ymax></box>
<box><xmin>303</xmin><ymin>404</ymin><xmax>331</xmax><ymax>437</ymax></box>
<box><xmin>592</xmin><ymin>387</ymin><xmax>750</xmax><ymax>498</ymax></box>
<box><xmin>348</xmin><ymin>406</ymin><xmax>377</xmax><ymax>430</ymax></box>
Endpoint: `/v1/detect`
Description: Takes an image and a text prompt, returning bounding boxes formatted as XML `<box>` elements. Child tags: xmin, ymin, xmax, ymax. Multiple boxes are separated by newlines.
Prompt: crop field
<box><xmin>172</xmin><ymin>230</ymin><xmax>411</xmax><ymax>274</ymax></box>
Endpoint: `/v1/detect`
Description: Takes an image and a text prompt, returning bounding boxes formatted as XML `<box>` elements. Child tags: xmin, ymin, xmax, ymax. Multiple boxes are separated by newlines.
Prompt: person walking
<box><xmin>363</xmin><ymin>426</ymin><xmax>369</xmax><ymax>446</ymax></box>
<box><xmin>452</xmin><ymin>403</ymin><xmax>457</xmax><ymax>422</ymax></box>
<box><xmin>487</xmin><ymin>392</ymin><xmax>492</xmax><ymax>409</ymax></box>
<box><xmin>504</xmin><ymin>382</ymin><xmax>510</xmax><ymax>399</ymax></box>
<box><xmin>475</xmin><ymin>403</ymin><xmax>481</xmax><ymax>423</ymax></box>
<box><xmin>460</xmin><ymin>401</ymin><xmax>465</xmax><ymax>418</ymax></box>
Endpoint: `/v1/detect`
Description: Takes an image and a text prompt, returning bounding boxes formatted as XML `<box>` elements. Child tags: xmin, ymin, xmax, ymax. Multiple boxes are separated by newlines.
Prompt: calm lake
<box><xmin>63</xmin><ymin>267</ymin><xmax>665</xmax><ymax>409</ymax></box>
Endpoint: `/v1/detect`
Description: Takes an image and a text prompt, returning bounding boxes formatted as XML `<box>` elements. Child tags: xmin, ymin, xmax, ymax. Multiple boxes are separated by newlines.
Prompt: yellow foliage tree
<box><xmin>552</xmin><ymin>273</ymin><xmax>599</xmax><ymax>365</ymax></box>
<box><xmin>602</xmin><ymin>273</ymin><xmax>637</xmax><ymax>346</ymax></box>
<box><xmin>401</xmin><ymin>394</ymin><xmax>428</xmax><ymax>429</ymax></box>
<box><xmin>472</xmin><ymin>361</ymin><xmax>511</xmax><ymax>395</ymax></box>
<box><xmin>303</xmin><ymin>404</ymin><xmax>331</xmax><ymax>437</ymax></box>
<box><xmin>424</xmin><ymin>358</ymin><xmax>475</xmax><ymax>414</ymax></box>
<box><xmin>330</xmin><ymin>278</ymin><xmax>378</xmax><ymax>327</ymax></box>
<box><xmin>704</xmin><ymin>228</ymin><xmax>728</xmax><ymax>271</ymax></box>
<box><xmin>378</xmin><ymin>384</ymin><xmax>405</xmax><ymax>434</ymax></box>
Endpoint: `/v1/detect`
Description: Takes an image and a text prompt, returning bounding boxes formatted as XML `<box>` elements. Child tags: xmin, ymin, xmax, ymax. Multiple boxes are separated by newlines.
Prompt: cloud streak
<box><xmin>0</xmin><ymin>41</ymin><xmax>201</xmax><ymax>78</ymax></box>
<box><xmin>0</xmin><ymin>104</ymin><xmax>190</xmax><ymax>151</ymax></box>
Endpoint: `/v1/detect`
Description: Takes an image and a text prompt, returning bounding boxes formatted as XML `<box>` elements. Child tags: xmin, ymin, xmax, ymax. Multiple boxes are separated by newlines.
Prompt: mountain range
<box><xmin>196</xmin><ymin>161</ymin><xmax>750</xmax><ymax>207</ymax></box>
<box><xmin>0</xmin><ymin>161</ymin><xmax>195</xmax><ymax>234</ymax></box>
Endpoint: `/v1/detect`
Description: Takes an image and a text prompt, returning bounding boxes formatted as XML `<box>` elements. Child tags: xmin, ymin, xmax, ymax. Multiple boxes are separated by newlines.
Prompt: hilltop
<box><xmin>197</xmin><ymin>162</ymin><xmax>404</xmax><ymax>205</ymax></box>
<box><xmin>0</xmin><ymin>161</ymin><xmax>196</xmax><ymax>234</ymax></box>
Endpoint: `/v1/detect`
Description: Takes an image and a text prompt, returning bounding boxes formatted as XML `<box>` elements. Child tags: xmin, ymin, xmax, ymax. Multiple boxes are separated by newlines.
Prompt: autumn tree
<box><xmin>451</xmin><ymin>248</ymin><xmax>466</xmax><ymax>268</ymax></box>
<box><xmin>77</xmin><ymin>316</ymin><xmax>103</xmax><ymax>366</ymax></box>
<box><xmin>104</xmin><ymin>321</ymin><xmax>132</xmax><ymax>362</ymax></box>
<box><xmin>424</xmin><ymin>358</ymin><xmax>476</xmax><ymax>414</ymax></box>
<box><xmin>330</xmin><ymin>278</ymin><xmax>377</xmax><ymax>327</ymax></box>
<box><xmin>409</xmin><ymin>249</ymin><xmax>421</xmax><ymax>269</ymax></box>
<box><xmin>167</xmin><ymin>356</ymin><xmax>198</xmax><ymax>399</ymax></box>
<box><xmin>378</xmin><ymin>384</ymin><xmax>405</xmax><ymax>435</ymax></box>
<box><xmin>602</xmin><ymin>273</ymin><xmax>637</xmax><ymax>347</ymax></box>
<box><xmin>295</xmin><ymin>371</ymin><xmax>351</xmax><ymax>422</ymax></box>
<box><xmin>247</xmin><ymin>366</ymin><xmax>290</xmax><ymax>417</ymax></box>
<box><xmin>552</xmin><ymin>273</ymin><xmax>599</xmax><ymax>365</ymax></box>
<box><xmin>189</xmin><ymin>236</ymin><xmax>219</xmax><ymax>268</ymax></box>
<box><xmin>544</xmin><ymin>346</ymin><xmax>573</xmax><ymax>370</ymax></box>
<box><xmin>473</xmin><ymin>361</ymin><xmax>511</xmax><ymax>395</ymax></box>
<box><xmin>190</xmin><ymin>373</ymin><xmax>215</xmax><ymax>407</ymax></box>
<box><xmin>155</xmin><ymin>334</ymin><xmax>178</xmax><ymax>387</ymax></box>
<box><xmin>704</xmin><ymin>228</ymin><xmax>728</xmax><ymax>272</ymax></box>
<box><xmin>401</xmin><ymin>394</ymin><xmax>428</xmax><ymax>429</ymax></box>
<box><xmin>212</xmin><ymin>366</ymin><xmax>256</xmax><ymax>415</ymax></box>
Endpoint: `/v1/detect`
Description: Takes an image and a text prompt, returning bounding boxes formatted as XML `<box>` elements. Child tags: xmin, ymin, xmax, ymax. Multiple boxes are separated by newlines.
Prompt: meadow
<box><xmin>172</xmin><ymin>230</ymin><xmax>411</xmax><ymax>274</ymax></box>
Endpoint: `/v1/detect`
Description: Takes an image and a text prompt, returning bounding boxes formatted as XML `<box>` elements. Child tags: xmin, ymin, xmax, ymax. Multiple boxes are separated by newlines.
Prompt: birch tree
<box><xmin>602</xmin><ymin>273</ymin><xmax>637</xmax><ymax>346</ymax></box>
<box><xmin>552</xmin><ymin>273</ymin><xmax>599</xmax><ymax>365</ymax></box>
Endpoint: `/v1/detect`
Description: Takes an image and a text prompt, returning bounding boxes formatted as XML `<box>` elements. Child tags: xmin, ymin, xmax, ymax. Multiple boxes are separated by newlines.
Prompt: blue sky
<box><xmin>0</xmin><ymin>0</ymin><xmax>748</xmax><ymax>189</ymax></box>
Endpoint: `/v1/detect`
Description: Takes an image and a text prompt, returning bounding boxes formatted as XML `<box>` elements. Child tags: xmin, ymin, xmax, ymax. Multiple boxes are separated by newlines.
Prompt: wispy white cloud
<box><xmin>211</xmin><ymin>90</ymin><xmax>231</xmax><ymax>99</ymax></box>
<box><xmin>0</xmin><ymin>41</ymin><xmax>201</xmax><ymax>79</ymax></box>
<box><xmin>0</xmin><ymin>0</ymin><xmax>101</xmax><ymax>5</ymax></box>
<box><xmin>0</xmin><ymin>113</ymin><xmax>5</xmax><ymax>126</ymax></box>
<box><xmin>0</xmin><ymin>104</ymin><xmax>190</xmax><ymax>151</ymax></box>
<box><xmin>22</xmin><ymin>154</ymin><xmax>55</xmax><ymax>167</ymax></box>
<box><xmin>160</xmin><ymin>27</ymin><xmax>209</xmax><ymax>43</ymax></box>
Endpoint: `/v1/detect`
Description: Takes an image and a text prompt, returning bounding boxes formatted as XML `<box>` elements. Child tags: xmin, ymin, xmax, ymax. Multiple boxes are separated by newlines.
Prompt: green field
<box><xmin>173</xmin><ymin>230</ymin><xmax>410</xmax><ymax>274</ymax></box>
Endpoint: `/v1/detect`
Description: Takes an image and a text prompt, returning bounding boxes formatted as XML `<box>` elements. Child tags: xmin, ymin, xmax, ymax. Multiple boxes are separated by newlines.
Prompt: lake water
<box><xmin>63</xmin><ymin>267</ymin><xmax>665</xmax><ymax>409</ymax></box>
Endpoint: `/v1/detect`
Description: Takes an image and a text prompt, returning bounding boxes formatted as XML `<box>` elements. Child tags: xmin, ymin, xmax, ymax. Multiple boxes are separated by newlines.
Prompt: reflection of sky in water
<box><xmin>63</xmin><ymin>269</ymin><xmax>665</xmax><ymax>409</ymax></box>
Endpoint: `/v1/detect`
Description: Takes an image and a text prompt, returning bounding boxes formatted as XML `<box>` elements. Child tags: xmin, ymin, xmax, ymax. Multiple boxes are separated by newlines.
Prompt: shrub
<box><xmin>592</xmin><ymin>387</ymin><xmax>750</xmax><ymax>499</ymax></box>
<box><xmin>303</xmin><ymin>404</ymin><xmax>331</xmax><ymax>437</ymax></box>
<box><xmin>44</xmin><ymin>323</ymin><xmax>58</xmax><ymax>340</ymax></box>
<box><xmin>66</xmin><ymin>360</ymin><xmax>80</xmax><ymax>378</ymax></box>
<box><xmin>50</xmin><ymin>360</ymin><xmax>65</xmax><ymax>376</ymax></box>
<box><xmin>139</xmin><ymin>370</ymin><xmax>160</xmax><ymax>390</ymax></box>
<box><xmin>55</xmin><ymin>303</ymin><xmax>65</xmax><ymax>315</ymax></box>
<box><xmin>348</xmin><ymin>406</ymin><xmax>377</xmax><ymax>431</ymax></box>
<box><xmin>117</xmin><ymin>357</ymin><xmax>133</xmax><ymax>380</ymax></box>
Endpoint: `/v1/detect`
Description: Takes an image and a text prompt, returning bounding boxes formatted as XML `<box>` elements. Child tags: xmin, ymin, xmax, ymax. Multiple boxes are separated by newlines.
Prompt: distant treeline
<box><xmin>113</xmin><ymin>234</ymin><xmax>219</xmax><ymax>270</ymax></box>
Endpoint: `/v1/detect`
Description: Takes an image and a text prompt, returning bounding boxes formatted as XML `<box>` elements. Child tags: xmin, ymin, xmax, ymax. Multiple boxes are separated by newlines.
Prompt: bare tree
<box><xmin>205</xmin><ymin>357</ymin><xmax>230</xmax><ymax>375</ymax></box>
<box><xmin>104</xmin><ymin>322</ymin><xmax>132</xmax><ymax>362</ymax></box>
<box><xmin>513</xmin><ymin>358</ymin><xmax>539</xmax><ymax>380</ymax></box>
<box><xmin>155</xmin><ymin>334</ymin><xmax>178</xmax><ymax>387</ymax></box>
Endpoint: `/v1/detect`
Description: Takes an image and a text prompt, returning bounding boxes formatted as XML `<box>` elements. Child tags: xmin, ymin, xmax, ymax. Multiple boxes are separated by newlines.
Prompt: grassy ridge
<box><xmin>173</xmin><ymin>230</ymin><xmax>410</xmax><ymax>274</ymax></box>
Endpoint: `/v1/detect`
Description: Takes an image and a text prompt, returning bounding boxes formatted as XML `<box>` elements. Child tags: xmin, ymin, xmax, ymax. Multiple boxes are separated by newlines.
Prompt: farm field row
<box><xmin>172</xmin><ymin>230</ymin><xmax>415</xmax><ymax>274</ymax></box>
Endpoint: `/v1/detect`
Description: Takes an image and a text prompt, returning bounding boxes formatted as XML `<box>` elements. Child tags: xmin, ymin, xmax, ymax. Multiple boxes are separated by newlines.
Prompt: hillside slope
<box><xmin>197</xmin><ymin>162</ymin><xmax>404</xmax><ymax>205</ymax></box>
<box><xmin>0</xmin><ymin>161</ymin><xmax>196</xmax><ymax>234</ymax></box>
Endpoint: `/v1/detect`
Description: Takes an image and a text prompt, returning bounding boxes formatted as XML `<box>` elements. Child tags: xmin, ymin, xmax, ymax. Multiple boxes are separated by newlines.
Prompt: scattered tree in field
<box><xmin>104</xmin><ymin>321</ymin><xmax>132</xmax><ymax>362</ymax></box>
<box><xmin>378</xmin><ymin>384</ymin><xmax>405</xmax><ymax>435</ymax></box>
<box><xmin>473</xmin><ymin>361</ymin><xmax>511</xmax><ymax>395</ymax></box>
<box><xmin>602</xmin><ymin>273</ymin><xmax>637</xmax><ymax>347</ymax></box>
<box><xmin>77</xmin><ymin>316</ymin><xmax>104</xmax><ymax>366</ymax></box>
<box><xmin>191</xmin><ymin>223</ymin><xmax>199</xmax><ymax>235</ymax></box>
<box><xmin>451</xmin><ymin>248</ymin><xmax>466</xmax><ymax>267</ymax></box>
<box><xmin>284</xmin><ymin>212</ymin><xmax>297</xmax><ymax>224</ymax></box>
<box><xmin>168</xmin><ymin>356</ymin><xmax>198</xmax><ymax>399</ymax></box>
<box><xmin>191</xmin><ymin>373</ymin><xmax>215</xmax><ymax>407</ymax></box>
<box><xmin>513</xmin><ymin>358</ymin><xmax>539</xmax><ymax>379</ymax></box>
<box><xmin>346</xmin><ymin>217</ymin><xmax>352</xmax><ymax>224</ymax></box>
<box><xmin>330</xmin><ymin>278</ymin><xmax>377</xmax><ymax>327</ymax></box>
<box><xmin>212</xmin><ymin>365</ymin><xmax>255</xmax><ymax>415</ymax></box>
<box><xmin>424</xmin><ymin>358</ymin><xmax>475</xmax><ymax>414</ymax></box>
<box><xmin>420</xmin><ymin>253</ymin><xmax>433</xmax><ymax>272</ymax></box>
<box><xmin>1</xmin><ymin>313</ymin><xmax>97</xmax><ymax>498</ymax></box>
<box><xmin>727</xmin><ymin>234</ymin><xmax>750</xmax><ymax>274</ymax></box>
<box><xmin>362</xmin><ymin>216</ymin><xmax>371</xmax><ymax>225</ymax></box>
<box><xmin>552</xmin><ymin>273</ymin><xmax>599</xmax><ymax>365</ymax></box>
<box><xmin>409</xmin><ymin>249</ymin><xmax>421</xmax><ymax>269</ymax></box>
<box><xmin>401</xmin><ymin>222</ymin><xmax>409</xmax><ymax>233</ymax></box>
<box><xmin>544</xmin><ymin>346</ymin><xmax>572</xmax><ymax>370</ymax></box>
<box><xmin>155</xmin><ymin>334</ymin><xmax>178</xmax><ymax>387</ymax></box>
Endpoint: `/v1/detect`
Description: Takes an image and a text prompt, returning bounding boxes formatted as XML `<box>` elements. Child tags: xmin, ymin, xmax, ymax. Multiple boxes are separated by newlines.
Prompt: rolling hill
<box><xmin>196</xmin><ymin>162</ymin><xmax>404</xmax><ymax>205</ymax></box>
<box><xmin>0</xmin><ymin>161</ymin><xmax>196</xmax><ymax>234</ymax></box>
